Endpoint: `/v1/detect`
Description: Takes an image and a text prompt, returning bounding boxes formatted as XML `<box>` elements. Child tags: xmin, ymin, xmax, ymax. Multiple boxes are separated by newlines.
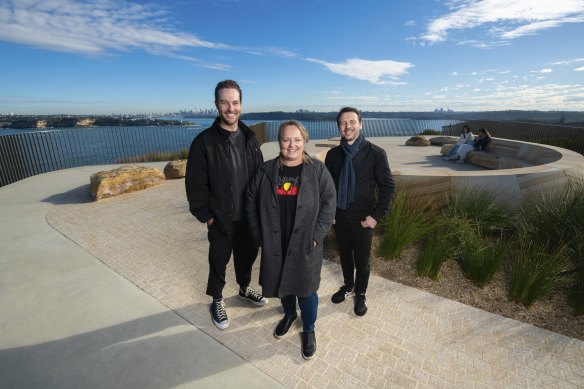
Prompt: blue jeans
<box><xmin>446</xmin><ymin>144</ymin><xmax>461</xmax><ymax>158</ymax></box>
<box><xmin>281</xmin><ymin>292</ymin><xmax>318</xmax><ymax>332</ymax></box>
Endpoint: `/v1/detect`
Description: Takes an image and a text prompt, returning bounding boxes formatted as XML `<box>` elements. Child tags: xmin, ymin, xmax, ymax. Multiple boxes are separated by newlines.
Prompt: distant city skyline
<box><xmin>1</xmin><ymin>0</ymin><xmax>583</xmax><ymax>115</ymax></box>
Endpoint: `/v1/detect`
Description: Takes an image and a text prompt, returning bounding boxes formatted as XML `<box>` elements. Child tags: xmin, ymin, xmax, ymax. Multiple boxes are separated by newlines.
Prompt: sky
<box><xmin>1</xmin><ymin>0</ymin><xmax>584</xmax><ymax>115</ymax></box>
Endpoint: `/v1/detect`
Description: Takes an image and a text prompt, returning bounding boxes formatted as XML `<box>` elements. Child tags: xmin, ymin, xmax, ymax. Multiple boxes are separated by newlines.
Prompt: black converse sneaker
<box><xmin>239</xmin><ymin>286</ymin><xmax>268</xmax><ymax>306</ymax></box>
<box><xmin>210</xmin><ymin>298</ymin><xmax>229</xmax><ymax>330</ymax></box>
<box><xmin>331</xmin><ymin>285</ymin><xmax>355</xmax><ymax>304</ymax></box>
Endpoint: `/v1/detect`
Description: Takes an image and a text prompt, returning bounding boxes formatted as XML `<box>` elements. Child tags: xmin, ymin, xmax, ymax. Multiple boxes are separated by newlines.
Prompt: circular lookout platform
<box><xmin>260</xmin><ymin>136</ymin><xmax>584</xmax><ymax>208</ymax></box>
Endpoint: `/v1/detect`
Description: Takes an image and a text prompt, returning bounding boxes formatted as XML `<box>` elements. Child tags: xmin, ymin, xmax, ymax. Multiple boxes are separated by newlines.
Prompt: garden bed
<box><xmin>324</xmin><ymin>234</ymin><xmax>584</xmax><ymax>341</ymax></box>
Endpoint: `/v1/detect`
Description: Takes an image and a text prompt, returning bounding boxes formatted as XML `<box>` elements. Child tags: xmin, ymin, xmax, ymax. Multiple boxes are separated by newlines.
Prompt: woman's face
<box><xmin>279</xmin><ymin>125</ymin><xmax>305</xmax><ymax>165</ymax></box>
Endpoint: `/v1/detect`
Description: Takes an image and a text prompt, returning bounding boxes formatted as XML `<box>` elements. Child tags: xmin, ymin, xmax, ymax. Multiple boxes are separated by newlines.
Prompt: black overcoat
<box><xmin>246</xmin><ymin>157</ymin><xmax>336</xmax><ymax>298</ymax></box>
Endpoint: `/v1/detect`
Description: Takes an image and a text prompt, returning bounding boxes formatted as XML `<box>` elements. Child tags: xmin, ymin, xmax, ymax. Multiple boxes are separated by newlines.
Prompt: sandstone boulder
<box><xmin>429</xmin><ymin>136</ymin><xmax>458</xmax><ymax>146</ymax></box>
<box><xmin>441</xmin><ymin>144</ymin><xmax>455</xmax><ymax>155</ymax></box>
<box><xmin>90</xmin><ymin>165</ymin><xmax>165</xmax><ymax>201</ymax></box>
<box><xmin>405</xmin><ymin>136</ymin><xmax>431</xmax><ymax>146</ymax></box>
<box><xmin>164</xmin><ymin>160</ymin><xmax>187</xmax><ymax>179</ymax></box>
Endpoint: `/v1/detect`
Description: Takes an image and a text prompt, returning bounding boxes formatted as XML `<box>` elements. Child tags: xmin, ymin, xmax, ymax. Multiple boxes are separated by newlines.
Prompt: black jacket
<box><xmin>473</xmin><ymin>135</ymin><xmax>491</xmax><ymax>151</ymax></box>
<box><xmin>325</xmin><ymin>139</ymin><xmax>395</xmax><ymax>222</ymax></box>
<box><xmin>185</xmin><ymin>118</ymin><xmax>263</xmax><ymax>234</ymax></box>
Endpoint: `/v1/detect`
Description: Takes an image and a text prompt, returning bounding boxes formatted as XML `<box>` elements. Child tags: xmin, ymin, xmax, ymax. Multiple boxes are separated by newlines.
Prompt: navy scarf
<box><xmin>337</xmin><ymin>134</ymin><xmax>364</xmax><ymax>209</ymax></box>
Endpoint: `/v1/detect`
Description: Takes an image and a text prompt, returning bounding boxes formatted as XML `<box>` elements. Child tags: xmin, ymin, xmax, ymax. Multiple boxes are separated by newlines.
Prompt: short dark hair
<box><xmin>214</xmin><ymin>80</ymin><xmax>242</xmax><ymax>102</ymax></box>
<box><xmin>336</xmin><ymin>107</ymin><xmax>362</xmax><ymax>127</ymax></box>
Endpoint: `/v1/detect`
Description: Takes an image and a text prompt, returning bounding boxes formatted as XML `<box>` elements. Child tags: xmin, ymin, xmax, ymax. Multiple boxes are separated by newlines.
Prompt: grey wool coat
<box><xmin>246</xmin><ymin>156</ymin><xmax>336</xmax><ymax>298</ymax></box>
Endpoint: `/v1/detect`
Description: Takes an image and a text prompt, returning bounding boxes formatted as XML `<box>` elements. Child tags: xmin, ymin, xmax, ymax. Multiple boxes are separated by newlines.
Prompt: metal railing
<box><xmin>3</xmin><ymin>119</ymin><xmax>579</xmax><ymax>188</ymax></box>
<box><xmin>0</xmin><ymin>126</ymin><xmax>204</xmax><ymax>187</ymax></box>
<box><xmin>0</xmin><ymin>119</ymin><xmax>463</xmax><ymax>187</ymax></box>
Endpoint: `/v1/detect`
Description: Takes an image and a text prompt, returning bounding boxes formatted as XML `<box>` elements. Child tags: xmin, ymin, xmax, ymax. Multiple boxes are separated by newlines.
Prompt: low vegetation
<box><xmin>118</xmin><ymin>149</ymin><xmax>189</xmax><ymax>163</ymax></box>
<box><xmin>378</xmin><ymin>189</ymin><xmax>440</xmax><ymax>259</ymax></box>
<box><xmin>377</xmin><ymin>180</ymin><xmax>584</xmax><ymax>313</ymax></box>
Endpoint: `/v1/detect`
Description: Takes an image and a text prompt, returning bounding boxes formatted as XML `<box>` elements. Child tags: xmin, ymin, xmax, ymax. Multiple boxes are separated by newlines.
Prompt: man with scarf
<box><xmin>325</xmin><ymin>107</ymin><xmax>395</xmax><ymax>316</ymax></box>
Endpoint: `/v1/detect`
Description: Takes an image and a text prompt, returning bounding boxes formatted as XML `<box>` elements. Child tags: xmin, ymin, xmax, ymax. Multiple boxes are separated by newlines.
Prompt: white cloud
<box><xmin>575</xmin><ymin>67</ymin><xmax>584</xmax><ymax>71</ymax></box>
<box><xmin>420</xmin><ymin>0</ymin><xmax>584</xmax><ymax>45</ymax></box>
<box><xmin>0</xmin><ymin>0</ymin><xmax>295</xmax><ymax>62</ymax></box>
<box><xmin>552</xmin><ymin>58</ymin><xmax>584</xmax><ymax>65</ymax></box>
<box><xmin>0</xmin><ymin>0</ymin><xmax>223</xmax><ymax>54</ymax></box>
<box><xmin>451</xmin><ymin>71</ymin><xmax>459</xmax><ymax>76</ymax></box>
<box><xmin>305</xmin><ymin>58</ymin><xmax>413</xmax><ymax>85</ymax></box>
<box><xmin>540</xmin><ymin>68</ymin><xmax>553</xmax><ymax>73</ymax></box>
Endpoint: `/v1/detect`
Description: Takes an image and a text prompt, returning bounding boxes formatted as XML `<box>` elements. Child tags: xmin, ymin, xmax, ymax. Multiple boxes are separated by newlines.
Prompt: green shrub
<box><xmin>516</xmin><ymin>179</ymin><xmax>584</xmax><ymax>312</ymax></box>
<box><xmin>118</xmin><ymin>148</ymin><xmax>189</xmax><ymax>163</ymax></box>
<box><xmin>420</xmin><ymin>129</ymin><xmax>442</xmax><ymax>135</ymax></box>
<box><xmin>378</xmin><ymin>189</ymin><xmax>440</xmax><ymax>259</ymax></box>
<box><xmin>446</xmin><ymin>188</ymin><xmax>515</xmax><ymax>237</ymax></box>
<box><xmin>459</xmin><ymin>223</ymin><xmax>507</xmax><ymax>287</ymax></box>
<box><xmin>417</xmin><ymin>224</ymin><xmax>458</xmax><ymax>279</ymax></box>
<box><xmin>508</xmin><ymin>234</ymin><xmax>569</xmax><ymax>308</ymax></box>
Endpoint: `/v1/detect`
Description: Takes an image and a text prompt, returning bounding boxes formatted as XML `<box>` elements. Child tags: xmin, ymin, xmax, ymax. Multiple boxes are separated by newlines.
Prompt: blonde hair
<box><xmin>277</xmin><ymin>120</ymin><xmax>312</xmax><ymax>165</ymax></box>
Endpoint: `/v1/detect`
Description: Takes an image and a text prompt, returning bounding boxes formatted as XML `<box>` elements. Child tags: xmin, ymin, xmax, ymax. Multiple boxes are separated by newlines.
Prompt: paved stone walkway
<box><xmin>47</xmin><ymin>179</ymin><xmax>584</xmax><ymax>388</ymax></box>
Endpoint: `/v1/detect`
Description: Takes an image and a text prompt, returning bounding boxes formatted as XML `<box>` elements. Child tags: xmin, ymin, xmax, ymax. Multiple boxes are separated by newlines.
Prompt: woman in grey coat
<box><xmin>247</xmin><ymin>120</ymin><xmax>336</xmax><ymax>360</ymax></box>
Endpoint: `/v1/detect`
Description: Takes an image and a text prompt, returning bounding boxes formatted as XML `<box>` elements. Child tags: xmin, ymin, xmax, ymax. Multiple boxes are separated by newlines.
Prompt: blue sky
<box><xmin>1</xmin><ymin>0</ymin><xmax>584</xmax><ymax>115</ymax></box>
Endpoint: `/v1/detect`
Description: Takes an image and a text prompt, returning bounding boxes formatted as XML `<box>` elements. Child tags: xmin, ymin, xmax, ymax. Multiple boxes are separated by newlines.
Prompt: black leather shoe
<box><xmin>274</xmin><ymin>314</ymin><xmax>297</xmax><ymax>339</ymax></box>
<box><xmin>301</xmin><ymin>331</ymin><xmax>316</xmax><ymax>360</ymax></box>
<box><xmin>354</xmin><ymin>294</ymin><xmax>368</xmax><ymax>316</ymax></box>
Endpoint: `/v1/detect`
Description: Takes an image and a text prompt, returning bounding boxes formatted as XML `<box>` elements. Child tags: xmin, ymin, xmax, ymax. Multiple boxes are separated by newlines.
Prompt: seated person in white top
<box><xmin>443</xmin><ymin>125</ymin><xmax>474</xmax><ymax>161</ymax></box>
<box><xmin>456</xmin><ymin>128</ymin><xmax>492</xmax><ymax>163</ymax></box>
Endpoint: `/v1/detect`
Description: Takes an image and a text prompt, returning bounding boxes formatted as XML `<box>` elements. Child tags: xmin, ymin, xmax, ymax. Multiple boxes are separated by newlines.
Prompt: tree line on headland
<box><xmin>0</xmin><ymin>116</ymin><xmax>191</xmax><ymax>129</ymax></box>
<box><xmin>2</xmin><ymin>110</ymin><xmax>584</xmax><ymax>129</ymax></box>
<box><xmin>241</xmin><ymin>110</ymin><xmax>584</xmax><ymax>126</ymax></box>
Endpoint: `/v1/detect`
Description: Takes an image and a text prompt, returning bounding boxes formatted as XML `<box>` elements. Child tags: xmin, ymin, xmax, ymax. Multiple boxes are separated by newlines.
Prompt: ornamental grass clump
<box><xmin>459</xmin><ymin>223</ymin><xmax>508</xmax><ymax>287</ymax></box>
<box><xmin>508</xmin><ymin>234</ymin><xmax>569</xmax><ymax>308</ymax></box>
<box><xmin>446</xmin><ymin>188</ymin><xmax>515</xmax><ymax>237</ymax></box>
<box><xmin>378</xmin><ymin>189</ymin><xmax>441</xmax><ymax>259</ymax></box>
<box><xmin>119</xmin><ymin>148</ymin><xmax>189</xmax><ymax>163</ymax></box>
<box><xmin>517</xmin><ymin>179</ymin><xmax>584</xmax><ymax>313</ymax></box>
<box><xmin>416</xmin><ymin>224</ymin><xmax>458</xmax><ymax>280</ymax></box>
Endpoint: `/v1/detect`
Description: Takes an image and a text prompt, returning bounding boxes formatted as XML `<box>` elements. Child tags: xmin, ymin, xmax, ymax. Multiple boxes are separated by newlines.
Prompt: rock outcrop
<box><xmin>164</xmin><ymin>160</ymin><xmax>187</xmax><ymax>179</ymax></box>
<box><xmin>405</xmin><ymin>136</ymin><xmax>431</xmax><ymax>146</ymax></box>
<box><xmin>90</xmin><ymin>165</ymin><xmax>165</xmax><ymax>201</ymax></box>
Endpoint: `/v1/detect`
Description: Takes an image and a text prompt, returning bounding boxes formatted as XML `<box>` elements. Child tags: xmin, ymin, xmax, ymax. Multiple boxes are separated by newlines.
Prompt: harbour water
<box><xmin>1</xmin><ymin>117</ymin><xmax>461</xmax><ymax>140</ymax></box>
<box><xmin>0</xmin><ymin>117</ymin><xmax>462</xmax><ymax>186</ymax></box>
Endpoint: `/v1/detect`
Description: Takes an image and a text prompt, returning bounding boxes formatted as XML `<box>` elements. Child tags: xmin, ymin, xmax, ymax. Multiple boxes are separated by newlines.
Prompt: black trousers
<box><xmin>333</xmin><ymin>217</ymin><xmax>374</xmax><ymax>295</ymax></box>
<box><xmin>206</xmin><ymin>220</ymin><xmax>259</xmax><ymax>299</ymax></box>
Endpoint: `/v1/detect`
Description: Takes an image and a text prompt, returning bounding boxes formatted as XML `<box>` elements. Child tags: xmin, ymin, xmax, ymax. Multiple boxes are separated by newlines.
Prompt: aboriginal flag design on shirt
<box><xmin>277</xmin><ymin>164</ymin><xmax>302</xmax><ymax>258</ymax></box>
<box><xmin>277</xmin><ymin>175</ymin><xmax>300</xmax><ymax>196</ymax></box>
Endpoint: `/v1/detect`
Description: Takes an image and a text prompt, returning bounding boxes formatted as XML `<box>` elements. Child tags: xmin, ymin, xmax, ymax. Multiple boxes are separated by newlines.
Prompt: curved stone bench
<box><xmin>440</xmin><ymin>138</ymin><xmax>563</xmax><ymax>170</ymax></box>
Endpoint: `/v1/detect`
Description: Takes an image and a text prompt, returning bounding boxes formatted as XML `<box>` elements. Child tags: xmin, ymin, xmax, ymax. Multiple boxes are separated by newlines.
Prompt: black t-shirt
<box><xmin>277</xmin><ymin>163</ymin><xmax>303</xmax><ymax>259</ymax></box>
<box><xmin>227</xmin><ymin>128</ymin><xmax>248</xmax><ymax>221</ymax></box>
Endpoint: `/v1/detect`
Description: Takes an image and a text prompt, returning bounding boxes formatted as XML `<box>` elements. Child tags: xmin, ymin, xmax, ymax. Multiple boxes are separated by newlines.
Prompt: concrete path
<box><xmin>2</xmin><ymin>161</ymin><xmax>584</xmax><ymax>388</ymax></box>
<box><xmin>0</xmin><ymin>163</ymin><xmax>281</xmax><ymax>389</ymax></box>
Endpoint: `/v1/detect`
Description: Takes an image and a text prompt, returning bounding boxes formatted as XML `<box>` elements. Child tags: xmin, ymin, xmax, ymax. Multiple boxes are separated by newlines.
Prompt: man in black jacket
<box><xmin>325</xmin><ymin>107</ymin><xmax>395</xmax><ymax>316</ymax></box>
<box><xmin>185</xmin><ymin>80</ymin><xmax>267</xmax><ymax>330</ymax></box>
